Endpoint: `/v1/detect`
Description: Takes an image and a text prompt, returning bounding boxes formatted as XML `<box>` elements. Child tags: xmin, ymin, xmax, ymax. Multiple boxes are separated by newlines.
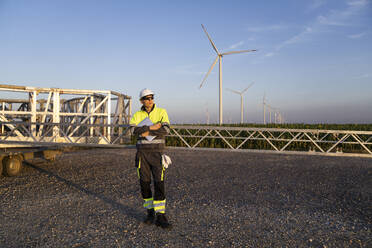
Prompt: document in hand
<box><xmin>137</xmin><ymin>117</ymin><xmax>156</xmax><ymax>141</ymax></box>
<box><xmin>137</xmin><ymin>117</ymin><xmax>153</xmax><ymax>127</ymax></box>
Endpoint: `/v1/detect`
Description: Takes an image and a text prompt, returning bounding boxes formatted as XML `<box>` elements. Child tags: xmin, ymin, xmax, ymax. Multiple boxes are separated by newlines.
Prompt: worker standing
<box><xmin>129</xmin><ymin>88</ymin><xmax>172</xmax><ymax>229</ymax></box>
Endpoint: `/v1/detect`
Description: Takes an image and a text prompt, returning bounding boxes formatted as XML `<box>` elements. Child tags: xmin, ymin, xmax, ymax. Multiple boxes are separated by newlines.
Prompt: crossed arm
<box><xmin>132</xmin><ymin>123</ymin><xmax>170</xmax><ymax>137</ymax></box>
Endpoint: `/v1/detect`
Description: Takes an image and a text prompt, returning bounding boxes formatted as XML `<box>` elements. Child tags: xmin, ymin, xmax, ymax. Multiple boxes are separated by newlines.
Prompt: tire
<box><xmin>3</xmin><ymin>155</ymin><xmax>23</xmax><ymax>177</ymax></box>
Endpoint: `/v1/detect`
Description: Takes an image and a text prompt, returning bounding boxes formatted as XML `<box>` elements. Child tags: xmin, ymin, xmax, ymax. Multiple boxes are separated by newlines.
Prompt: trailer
<box><xmin>0</xmin><ymin>84</ymin><xmax>132</xmax><ymax>177</ymax></box>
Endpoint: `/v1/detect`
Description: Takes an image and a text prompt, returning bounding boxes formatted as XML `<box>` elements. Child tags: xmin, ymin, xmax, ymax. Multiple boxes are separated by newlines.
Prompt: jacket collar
<box><xmin>141</xmin><ymin>104</ymin><xmax>156</xmax><ymax>114</ymax></box>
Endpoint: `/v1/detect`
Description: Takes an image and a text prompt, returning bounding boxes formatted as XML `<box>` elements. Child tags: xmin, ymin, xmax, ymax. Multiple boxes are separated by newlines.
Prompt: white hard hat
<box><xmin>139</xmin><ymin>88</ymin><xmax>154</xmax><ymax>99</ymax></box>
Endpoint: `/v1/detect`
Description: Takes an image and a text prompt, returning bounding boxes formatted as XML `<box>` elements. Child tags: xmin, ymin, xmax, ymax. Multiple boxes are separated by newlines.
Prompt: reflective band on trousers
<box><xmin>137</xmin><ymin>158</ymin><xmax>141</xmax><ymax>179</ymax></box>
<box><xmin>161</xmin><ymin>166</ymin><xmax>165</xmax><ymax>181</ymax></box>
<box><xmin>143</xmin><ymin>197</ymin><xmax>154</xmax><ymax>209</ymax></box>
<box><xmin>137</xmin><ymin>139</ymin><xmax>165</xmax><ymax>144</ymax></box>
<box><xmin>153</xmin><ymin>199</ymin><xmax>166</xmax><ymax>213</ymax></box>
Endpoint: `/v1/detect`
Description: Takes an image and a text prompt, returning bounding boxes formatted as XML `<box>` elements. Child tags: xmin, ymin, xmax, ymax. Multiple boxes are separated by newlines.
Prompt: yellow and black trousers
<box><xmin>135</xmin><ymin>150</ymin><xmax>166</xmax><ymax>214</ymax></box>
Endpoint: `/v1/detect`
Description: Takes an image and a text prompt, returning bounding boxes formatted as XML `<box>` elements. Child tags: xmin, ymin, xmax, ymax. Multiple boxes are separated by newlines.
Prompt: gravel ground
<box><xmin>0</xmin><ymin>147</ymin><xmax>371</xmax><ymax>247</ymax></box>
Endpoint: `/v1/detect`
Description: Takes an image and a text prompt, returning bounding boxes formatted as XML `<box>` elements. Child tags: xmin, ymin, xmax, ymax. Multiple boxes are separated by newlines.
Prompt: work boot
<box><xmin>155</xmin><ymin>213</ymin><xmax>172</xmax><ymax>229</ymax></box>
<box><xmin>143</xmin><ymin>209</ymin><xmax>155</xmax><ymax>225</ymax></box>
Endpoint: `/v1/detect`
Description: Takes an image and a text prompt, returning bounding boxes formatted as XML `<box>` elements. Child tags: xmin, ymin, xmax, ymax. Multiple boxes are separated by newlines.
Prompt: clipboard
<box><xmin>137</xmin><ymin>117</ymin><xmax>156</xmax><ymax>141</ymax></box>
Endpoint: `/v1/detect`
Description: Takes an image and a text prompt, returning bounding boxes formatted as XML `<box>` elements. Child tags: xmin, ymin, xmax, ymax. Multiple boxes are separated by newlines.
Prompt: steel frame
<box><xmin>168</xmin><ymin>125</ymin><xmax>372</xmax><ymax>157</ymax></box>
<box><xmin>0</xmin><ymin>84</ymin><xmax>131</xmax><ymax>147</ymax></box>
<box><xmin>0</xmin><ymin>121</ymin><xmax>130</xmax><ymax>147</ymax></box>
<box><xmin>1</xmin><ymin>121</ymin><xmax>371</xmax><ymax>157</ymax></box>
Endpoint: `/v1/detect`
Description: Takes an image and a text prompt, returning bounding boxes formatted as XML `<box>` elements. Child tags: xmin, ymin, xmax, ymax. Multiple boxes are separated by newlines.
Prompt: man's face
<box><xmin>140</xmin><ymin>95</ymin><xmax>154</xmax><ymax>108</ymax></box>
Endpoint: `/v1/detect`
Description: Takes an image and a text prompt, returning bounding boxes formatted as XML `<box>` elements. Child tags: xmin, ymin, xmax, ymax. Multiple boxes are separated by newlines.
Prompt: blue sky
<box><xmin>1</xmin><ymin>0</ymin><xmax>371</xmax><ymax>124</ymax></box>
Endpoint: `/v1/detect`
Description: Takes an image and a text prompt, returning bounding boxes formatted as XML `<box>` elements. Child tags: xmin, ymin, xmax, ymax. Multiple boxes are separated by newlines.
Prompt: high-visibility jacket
<box><xmin>130</xmin><ymin>104</ymin><xmax>170</xmax><ymax>152</ymax></box>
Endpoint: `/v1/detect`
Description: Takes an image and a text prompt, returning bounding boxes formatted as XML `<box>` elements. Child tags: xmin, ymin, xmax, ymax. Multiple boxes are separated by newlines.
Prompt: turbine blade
<box><xmin>241</xmin><ymin>82</ymin><xmax>255</xmax><ymax>94</ymax></box>
<box><xmin>201</xmin><ymin>24</ymin><xmax>220</xmax><ymax>55</ymax></box>
<box><xmin>199</xmin><ymin>56</ymin><xmax>219</xmax><ymax>89</ymax></box>
<box><xmin>226</xmin><ymin>88</ymin><xmax>240</xmax><ymax>94</ymax></box>
<box><xmin>221</xmin><ymin>49</ymin><xmax>257</xmax><ymax>56</ymax></box>
<box><xmin>241</xmin><ymin>88</ymin><xmax>249</xmax><ymax>94</ymax></box>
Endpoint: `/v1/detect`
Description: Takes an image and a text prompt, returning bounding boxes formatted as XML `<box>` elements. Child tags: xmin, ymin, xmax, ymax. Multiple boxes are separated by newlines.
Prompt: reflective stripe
<box><xmin>155</xmin><ymin>208</ymin><xmax>165</xmax><ymax>213</ymax></box>
<box><xmin>153</xmin><ymin>200</ymin><xmax>166</xmax><ymax>213</ymax></box>
<box><xmin>143</xmin><ymin>197</ymin><xmax>154</xmax><ymax>209</ymax></box>
<box><xmin>137</xmin><ymin>139</ymin><xmax>165</xmax><ymax>144</ymax></box>
<box><xmin>144</xmin><ymin>203</ymin><xmax>153</xmax><ymax>209</ymax></box>
<box><xmin>153</xmin><ymin>202</ymin><xmax>165</xmax><ymax>208</ymax></box>
<box><xmin>137</xmin><ymin>158</ymin><xmax>141</xmax><ymax>178</ymax></box>
<box><xmin>154</xmin><ymin>207</ymin><xmax>165</xmax><ymax>213</ymax></box>
<box><xmin>161</xmin><ymin>166</ymin><xmax>165</xmax><ymax>181</ymax></box>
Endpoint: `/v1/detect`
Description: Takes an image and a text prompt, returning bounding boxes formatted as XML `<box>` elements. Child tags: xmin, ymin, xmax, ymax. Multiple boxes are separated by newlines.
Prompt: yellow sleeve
<box><xmin>130</xmin><ymin>112</ymin><xmax>141</xmax><ymax>126</ymax></box>
<box><xmin>161</xmin><ymin>109</ymin><xmax>170</xmax><ymax>124</ymax></box>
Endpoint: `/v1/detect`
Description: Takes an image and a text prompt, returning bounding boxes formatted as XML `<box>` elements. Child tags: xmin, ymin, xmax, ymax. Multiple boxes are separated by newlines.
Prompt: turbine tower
<box><xmin>205</xmin><ymin>102</ymin><xmax>210</xmax><ymax>124</ymax></box>
<box><xmin>226</xmin><ymin>82</ymin><xmax>254</xmax><ymax>124</ymax></box>
<box><xmin>263</xmin><ymin>93</ymin><xmax>267</xmax><ymax>124</ymax></box>
<box><xmin>267</xmin><ymin>104</ymin><xmax>273</xmax><ymax>123</ymax></box>
<box><xmin>199</xmin><ymin>24</ymin><xmax>257</xmax><ymax>125</ymax></box>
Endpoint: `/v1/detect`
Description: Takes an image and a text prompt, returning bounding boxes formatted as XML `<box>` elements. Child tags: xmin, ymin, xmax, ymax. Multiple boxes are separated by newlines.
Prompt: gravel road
<box><xmin>0</xmin><ymin>147</ymin><xmax>371</xmax><ymax>247</ymax></box>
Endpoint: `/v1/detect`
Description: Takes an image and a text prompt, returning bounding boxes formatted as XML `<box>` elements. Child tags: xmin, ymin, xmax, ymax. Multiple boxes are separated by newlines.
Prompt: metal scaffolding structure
<box><xmin>0</xmin><ymin>84</ymin><xmax>371</xmax><ymax>159</ymax></box>
<box><xmin>168</xmin><ymin>125</ymin><xmax>372</xmax><ymax>157</ymax></box>
<box><xmin>0</xmin><ymin>84</ymin><xmax>132</xmax><ymax>147</ymax></box>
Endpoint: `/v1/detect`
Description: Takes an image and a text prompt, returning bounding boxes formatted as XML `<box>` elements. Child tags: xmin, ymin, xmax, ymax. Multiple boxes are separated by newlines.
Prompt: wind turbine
<box><xmin>263</xmin><ymin>92</ymin><xmax>274</xmax><ymax>124</ymax></box>
<box><xmin>268</xmin><ymin>104</ymin><xmax>273</xmax><ymax>123</ymax></box>
<box><xmin>205</xmin><ymin>102</ymin><xmax>210</xmax><ymax>124</ymax></box>
<box><xmin>274</xmin><ymin>108</ymin><xmax>284</xmax><ymax>124</ymax></box>
<box><xmin>226</xmin><ymin>82</ymin><xmax>254</xmax><ymax>124</ymax></box>
<box><xmin>263</xmin><ymin>92</ymin><xmax>267</xmax><ymax>124</ymax></box>
<box><xmin>199</xmin><ymin>24</ymin><xmax>257</xmax><ymax>125</ymax></box>
<box><xmin>263</xmin><ymin>93</ymin><xmax>285</xmax><ymax>124</ymax></box>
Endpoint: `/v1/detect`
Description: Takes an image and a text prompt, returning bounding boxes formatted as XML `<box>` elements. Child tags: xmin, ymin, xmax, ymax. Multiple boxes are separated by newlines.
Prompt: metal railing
<box><xmin>1</xmin><ymin>121</ymin><xmax>371</xmax><ymax>157</ymax></box>
<box><xmin>168</xmin><ymin>125</ymin><xmax>372</xmax><ymax>157</ymax></box>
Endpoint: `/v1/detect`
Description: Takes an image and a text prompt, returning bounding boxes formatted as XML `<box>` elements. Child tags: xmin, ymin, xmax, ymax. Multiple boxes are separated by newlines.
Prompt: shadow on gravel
<box><xmin>24</xmin><ymin>161</ymin><xmax>142</xmax><ymax>222</ymax></box>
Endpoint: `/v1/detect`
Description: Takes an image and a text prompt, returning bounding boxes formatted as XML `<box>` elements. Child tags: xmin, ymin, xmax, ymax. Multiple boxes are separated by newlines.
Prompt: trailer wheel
<box><xmin>3</xmin><ymin>155</ymin><xmax>23</xmax><ymax>177</ymax></box>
